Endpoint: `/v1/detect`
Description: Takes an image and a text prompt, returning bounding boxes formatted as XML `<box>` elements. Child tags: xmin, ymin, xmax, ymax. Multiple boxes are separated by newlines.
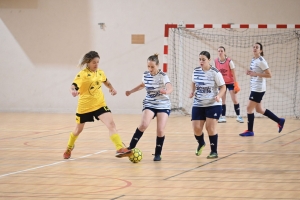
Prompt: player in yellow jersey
<box><xmin>63</xmin><ymin>51</ymin><xmax>131</xmax><ymax>159</ymax></box>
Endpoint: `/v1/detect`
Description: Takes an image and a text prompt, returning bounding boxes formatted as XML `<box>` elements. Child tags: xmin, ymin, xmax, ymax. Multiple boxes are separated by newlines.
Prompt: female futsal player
<box><xmin>63</xmin><ymin>51</ymin><xmax>131</xmax><ymax>159</ymax></box>
<box><xmin>125</xmin><ymin>54</ymin><xmax>173</xmax><ymax>161</ymax></box>
<box><xmin>239</xmin><ymin>43</ymin><xmax>285</xmax><ymax>136</ymax></box>
<box><xmin>189</xmin><ymin>51</ymin><xmax>226</xmax><ymax>159</ymax></box>
<box><xmin>215</xmin><ymin>46</ymin><xmax>244</xmax><ymax>123</ymax></box>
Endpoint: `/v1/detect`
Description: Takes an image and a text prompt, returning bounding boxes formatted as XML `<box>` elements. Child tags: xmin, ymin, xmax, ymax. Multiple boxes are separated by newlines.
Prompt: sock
<box><xmin>129</xmin><ymin>128</ymin><xmax>144</xmax><ymax>149</ymax></box>
<box><xmin>234</xmin><ymin>103</ymin><xmax>240</xmax><ymax>116</ymax></box>
<box><xmin>209</xmin><ymin>134</ymin><xmax>218</xmax><ymax>153</ymax></box>
<box><xmin>155</xmin><ymin>136</ymin><xmax>165</xmax><ymax>156</ymax></box>
<box><xmin>263</xmin><ymin>109</ymin><xmax>280</xmax><ymax>123</ymax></box>
<box><xmin>194</xmin><ymin>133</ymin><xmax>205</xmax><ymax>146</ymax></box>
<box><xmin>247</xmin><ymin>113</ymin><xmax>254</xmax><ymax>132</ymax></box>
<box><xmin>222</xmin><ymin>104</ymin><xmax>226</xmax><ymax>116</ymax></box>
<box><xmin>67</xmin><ymin>132</ymin><xmax>78</xmax><ymax>149</ymax></box>
<box><xmin>110</xmin><ymin>133</ymin><xmax>123</xmax><ymax>150</ymax></box>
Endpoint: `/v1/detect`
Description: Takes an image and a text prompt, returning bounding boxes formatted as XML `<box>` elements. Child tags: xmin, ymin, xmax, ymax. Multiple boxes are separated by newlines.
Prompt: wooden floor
<box><xmin>0</xmin><ymin>113</ymin><xmax>300</xmax><ymax>200</ymax></box>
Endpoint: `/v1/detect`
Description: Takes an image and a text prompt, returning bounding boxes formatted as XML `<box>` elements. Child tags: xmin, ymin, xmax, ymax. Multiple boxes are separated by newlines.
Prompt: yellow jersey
<box><xmin>73</xmin><ymin>68</ymin><xmax>107</xmax><ymax>114</ymax></box>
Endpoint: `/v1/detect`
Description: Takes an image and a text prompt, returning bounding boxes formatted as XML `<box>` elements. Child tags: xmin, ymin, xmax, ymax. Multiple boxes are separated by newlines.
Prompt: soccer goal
<box><xmin>163</xmin><ymin>23</ymin><xmax>300</xmax><ymax>118</ymax></box>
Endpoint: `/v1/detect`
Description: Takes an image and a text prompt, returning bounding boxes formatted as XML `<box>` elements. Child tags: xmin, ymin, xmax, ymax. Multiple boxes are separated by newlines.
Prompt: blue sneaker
<box><xmin>278</xmin><ymin>118</ymin><xmax>285</xmax><ymax>133</ymax></box>
<box><xmin>153</xmin><ymin>154</ymin><xmax>161</xmax><ymax>161</ymax></box>
<box><xmin>239</xmin><ymin>130</ymin><xmax>254</xmax><ymax>137</ymax></box>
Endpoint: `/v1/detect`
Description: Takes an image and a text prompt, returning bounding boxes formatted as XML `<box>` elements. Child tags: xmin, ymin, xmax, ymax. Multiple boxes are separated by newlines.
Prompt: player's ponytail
<box><xmin>148</xmin><ymin>53</ymin><xmax>159</xmax><ymax>65</ymax></box>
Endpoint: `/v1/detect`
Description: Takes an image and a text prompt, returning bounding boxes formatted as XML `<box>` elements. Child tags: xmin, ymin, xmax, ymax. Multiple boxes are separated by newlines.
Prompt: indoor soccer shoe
<box><xmin>115</xmin><ymin>147</ymin><xmax>132</xmax><ymax>158</ymax></box>
<box><xmin>195</xmin><ymin>143</ymin><xmax>205</xmax><ymax>156</ymax></box>
<box><xmin>239</xmin><ymin>130</ymin><xmax>254</xmax><ymax>137</ymax></box>
<box><xmin>153</xmin><ymin>154</ymin><xmax>161</xmax><ymax>161</ymax></box>
<box><xmin>207</xmin><ymin>152</ymin><xmax>218</xmax><ymax>159</ymax></box>
<box><xmin>236</xmin><ymin>116</ymin><xmax>244</xmax><ymax>123</ymax></box>
<box><xmin>63</xmin><ymin>145</ymin><xmax>75</xmax><ymax>159</ymax></box>
<box><xmin>218</xmin><ymin>116</ymin><xmax>226</xmax><ymax>123</ymax></box>
<box><xmin>278</xmin><ymin>118</ymin><xmax>285</xmax><ymax>133</ymax></box>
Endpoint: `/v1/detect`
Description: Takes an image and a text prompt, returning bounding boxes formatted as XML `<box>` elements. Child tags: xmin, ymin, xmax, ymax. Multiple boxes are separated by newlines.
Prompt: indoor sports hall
<box><xmin>1</xmin><ymin>1</ymin><xmax>300</xmax><ymax>199</ymax></box>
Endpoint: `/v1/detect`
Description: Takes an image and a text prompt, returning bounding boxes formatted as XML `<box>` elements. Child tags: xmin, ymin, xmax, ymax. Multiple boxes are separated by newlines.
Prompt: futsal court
<box><xmin>0</xmin><ymin>112</ymin><xmax>299</xmax><ymax>199</ymax></box>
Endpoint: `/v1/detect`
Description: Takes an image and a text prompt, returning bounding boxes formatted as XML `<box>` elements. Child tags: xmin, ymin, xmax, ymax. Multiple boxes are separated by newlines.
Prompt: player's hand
<box><xmin>189</xmin><ymin>92</ymin><xmax>194</xmax><ymax>98</ymax></box>
<box><xmin>247</xmin><ymin>70</ymin><xmax>257</xmax><ymax>77</ymax></box>
<box><xmin>125</xmin><ymin>91</ymin><xmax>131</xmax><ymax>96</ymax></box>
<box><xmin>234</xmin><ymin>82</ymin><xmax>240</xmax><ymax>94</ymax></box>
<box><xmin>159</xmin><ymin>89</ymin><xmax>167</xmax><ymax>94</ymax></box>
<box><xmin>71</xmin><ymin>89</ymin><xmax>79</xmax><ymax>97</ymax></box>
<box><xmin>110</xmin><ymin>88</ymin><xmax>117</xmax><ymax>95</ymax></box>
<box><xmin>215</xmin><ymin>95</ymin><xmax>221</xmax><ymax>102</ymax></box>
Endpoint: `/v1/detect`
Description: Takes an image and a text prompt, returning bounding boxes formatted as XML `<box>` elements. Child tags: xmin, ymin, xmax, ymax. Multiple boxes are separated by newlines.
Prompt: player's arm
<box><xmin>189</xmin><ymin>82</ymin><xmax>196</xmax><ymax>98</ymax></box>
<box><xmin>103</xmin><ymin>79</ymin><xmax>117</xmax><ymax>95</ymax></box>
<box><xmin>229</xmin><ymin>60</ymin><xmax>240</xmax><ymax>93</ymax></box>
<box><xmin>125</xmin><ymin>83</ymin><xmax>145</xmax><ymax>96</ymax></box>
<box><xmin>249</xmin><ymin>68</ymin><xmax>272</xmax><ymax>78</ymax></box>
<box><xmin>160</xmin><ymin>82</ymin><xmax>173</xmax><ymax>95</ymax></box>
<box><xmin>215</xmin><ymin>72</ymin><xmax>226</xmax><ymax>102</ymax></box>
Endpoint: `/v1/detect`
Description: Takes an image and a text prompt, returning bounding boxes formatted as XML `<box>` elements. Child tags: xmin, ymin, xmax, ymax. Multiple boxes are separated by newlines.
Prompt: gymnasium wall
<box><xmin>0</xmin><ymin>0</ymin><xmax>299</xmax><ymax>114</ymax></box>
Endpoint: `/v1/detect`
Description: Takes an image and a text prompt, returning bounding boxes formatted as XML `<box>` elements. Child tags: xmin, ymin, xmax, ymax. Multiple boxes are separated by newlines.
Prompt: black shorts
<box><xmin>249</xmin><ymin>91</ymin><xmax>265</xmax><ymax>103</ymax></box>
<box><xmin>225</xmin><ymin>83</ymin><xmax>234</xmax><ymax>91</ymax></box>
<box><xmin>191</xmin><ymin>105</ymin><xmax>222</xmax><ymax>120</ymax></box>
<box><xmin>76</xmin><ymin>106</ymin><xmax>111</xmax><ymax>124</ymax></box>
<box><xmin>143</xmin><ymin>107</ymin><xmax>171</xmax><ymax>119</ymax></box>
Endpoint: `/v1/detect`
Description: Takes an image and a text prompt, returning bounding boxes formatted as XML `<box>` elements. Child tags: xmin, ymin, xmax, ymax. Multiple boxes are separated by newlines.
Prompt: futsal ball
<box><xmin>128</xmin><ymin>148</ymin><xmax>143</xmax><ymax>163</ymax></box>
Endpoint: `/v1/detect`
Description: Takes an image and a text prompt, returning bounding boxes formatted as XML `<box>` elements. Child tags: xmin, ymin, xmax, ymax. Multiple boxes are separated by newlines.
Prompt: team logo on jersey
<box><xmin>89</xmin><ymin>81</ymin><xmax>100</xmax><ymax>95</ymax></box>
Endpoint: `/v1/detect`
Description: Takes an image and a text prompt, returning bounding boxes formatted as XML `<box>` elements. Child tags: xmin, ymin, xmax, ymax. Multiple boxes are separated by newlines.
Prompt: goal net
<box><xmin>164</xmin><ymin>24</ymin><xmax>300</xmax><ymax>118</ymax></box>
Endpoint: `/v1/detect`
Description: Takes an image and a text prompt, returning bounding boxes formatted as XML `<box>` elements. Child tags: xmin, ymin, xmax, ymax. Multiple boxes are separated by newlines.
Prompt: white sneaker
<box><xmin>218</xmin><ymin>116</ymin><xmax>226</xmax><ymax>123</ymax></box>
<box><xmin>236</xmin><ymin>115</ymin><xmax>244</xmax><ymax>123</ymax></box>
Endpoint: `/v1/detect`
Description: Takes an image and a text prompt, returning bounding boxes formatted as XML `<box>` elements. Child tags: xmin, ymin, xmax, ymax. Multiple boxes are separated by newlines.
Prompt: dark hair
<box><xmin>218</xmin><ymin>46</ymin><xmax>226</xmax><ymax>52</ymax></box>
<box><xmin>256</xmin><ymin>42</ymin><xmax>264</xmax><ymax>56</ymax></box>
<box><xmin>148</xmin><ymin>53</ymin><xmax>159</xmax><ymax>65</ymax></box>
<box><xmin>199</xmin><ymin>51</ymin><xmax>211</xmax><ymax>59</ymax></box>
<box><xmin>80</xmin><ymin>51</ymin><xmax>100</xmax><ymax>67</ymax></box>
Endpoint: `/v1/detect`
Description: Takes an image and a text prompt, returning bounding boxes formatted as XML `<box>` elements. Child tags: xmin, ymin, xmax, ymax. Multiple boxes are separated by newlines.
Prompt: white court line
<box><xmin>0</xmin><ymin>150</ymin><xmax>107</xmax><ymax>178</ymax></box>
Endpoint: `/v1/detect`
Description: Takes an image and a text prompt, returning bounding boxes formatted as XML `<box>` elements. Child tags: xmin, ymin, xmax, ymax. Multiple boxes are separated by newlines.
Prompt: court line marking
<box><xmin>263</xmin><ymin>128</ymin><xmax>300</xmax><ymax>144</ymax></box>
<box><xmin>164</xmin><ymin>150</ymin><xmax>244</xmax><ymax>180</ymax></box>
<box><xmin>0</xmin><ymin>150</ymin><xmax>107</xmax><ymax>178</ymax></box>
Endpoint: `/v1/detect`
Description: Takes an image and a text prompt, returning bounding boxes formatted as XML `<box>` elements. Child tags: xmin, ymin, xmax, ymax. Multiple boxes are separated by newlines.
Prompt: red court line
<box><xmin>281</xmin><ymin>137</ymin><xmax>300</xmax><ymax>146</ymax></box>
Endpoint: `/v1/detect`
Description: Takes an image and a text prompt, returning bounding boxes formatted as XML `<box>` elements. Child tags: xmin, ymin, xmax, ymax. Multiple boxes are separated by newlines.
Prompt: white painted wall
<box><xmin>1</xmin><ymin>0</ymin><xmax>300</xmax><ymax>114</ymax></box>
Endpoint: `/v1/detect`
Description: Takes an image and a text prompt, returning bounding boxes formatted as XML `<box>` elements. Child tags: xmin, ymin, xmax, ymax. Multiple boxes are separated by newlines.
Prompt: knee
<box><xmin>106</xmin><ymin>121</ymin><xmax>116</xmax><ymax>130</ymax></box>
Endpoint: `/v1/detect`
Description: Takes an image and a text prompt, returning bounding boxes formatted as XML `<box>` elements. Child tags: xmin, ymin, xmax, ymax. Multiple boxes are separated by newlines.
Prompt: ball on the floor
<box><xmin>128</xmin><ymin>148</ymin><xmax>143</xmax><ymax>163</ymax></box>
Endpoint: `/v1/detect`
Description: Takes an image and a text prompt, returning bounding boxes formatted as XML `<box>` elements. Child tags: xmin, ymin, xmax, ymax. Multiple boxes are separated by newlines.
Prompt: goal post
<box><xmin>163</xmin><ymin>23</ymin><xmax>300</xmax><ymax>118</ymax></box>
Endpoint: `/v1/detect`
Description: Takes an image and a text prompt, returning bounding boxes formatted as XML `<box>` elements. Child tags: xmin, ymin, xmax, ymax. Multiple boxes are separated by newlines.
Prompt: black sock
<box><xmin>194</xmin><ymin>133</ymin><xmax>205</xmax><ymax>146</ymax></box>
<box><xmin>263</xmin><ymin>109</ymin><xmax>280</xmax><ymax>123</ymax></box>
<box><xmin>129</xmin><ymin>128</ymin><xmax>144</xmax><ymax>149</ymax></box>
<box><xmin>222</xmin><ymin>104</ymin><xmax>226</xmax><ymax>116</ymax></box>
<box><xmin>155</xmin><ymin>136</ymin><xmax>165</xmax><ymax>156</ymax></box>
<box><xmin>247</xmin><ymin>113</ymin><xmax>254</xmax><ymax>132</ymax></box>
<box><xmin>234</xmin><ymin>104</ymin><xmax>240</xmax><ymax>116</ymax></box>
<box><xmin>209</xmin><ymin>134</ymin><xmax>218</xmax><ymax>153</ymax></box>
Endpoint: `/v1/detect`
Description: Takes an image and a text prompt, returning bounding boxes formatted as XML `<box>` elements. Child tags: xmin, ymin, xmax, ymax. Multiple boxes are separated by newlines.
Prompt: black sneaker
<box><xmin>153</xmin><ymin>154</ymin><xmax>161</xmax><ymax>161</ymax></box>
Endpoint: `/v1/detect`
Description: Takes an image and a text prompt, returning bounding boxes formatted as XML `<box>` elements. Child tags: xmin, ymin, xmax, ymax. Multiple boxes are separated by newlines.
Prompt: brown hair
<box><xmin>147</xmin><ymin>53</ymin><xmax>159</xmax><ymax>65</ymax></box>
<box><xmin>79</xmin><ymin>51</ymin><xmax>100</xmax><ymax>67</ymax></box>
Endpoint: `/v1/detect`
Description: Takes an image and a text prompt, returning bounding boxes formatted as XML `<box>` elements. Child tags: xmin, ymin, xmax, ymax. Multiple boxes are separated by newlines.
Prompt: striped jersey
<box><xmin>192</xmin><ymin>66</ymin><xmax>225</xmax><ymax>107</ymax></box>
<box><xmin>249</xmin><ymin>56</ymin><xmax>269</xmax><ymax>92</ymax></box>
<box><xmin>142</xmin><ymin>69</ymin><xmax>171</xmax><ymax>109</ymax></box>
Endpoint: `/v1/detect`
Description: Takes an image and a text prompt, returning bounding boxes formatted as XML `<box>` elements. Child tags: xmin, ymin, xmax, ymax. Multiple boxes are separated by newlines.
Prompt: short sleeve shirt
<box><xmin>142</xmin><ymin>69</ymin><xmax>171</xmax><ymax>109</ymax></box>
<box><xmin>192</xmin><ymin>66</ymin><xmax>225</xmax><ymax>107</ymax></box>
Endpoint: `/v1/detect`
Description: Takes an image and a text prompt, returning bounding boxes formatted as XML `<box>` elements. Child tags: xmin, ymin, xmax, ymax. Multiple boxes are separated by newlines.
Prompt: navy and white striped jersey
<box><xmin>142</xmin><ymin>69</ymin><xmax>171</xmax><ymax>109</ymax></box>
<box><xmin>249</xmin><ymin>56</ymin><xmax>269</xmax><ymax>92</ymax></box>
<box><xmin>192</xmin><ymin>66</ymin><xmax>225</xmax><ymax>107</ymax></box>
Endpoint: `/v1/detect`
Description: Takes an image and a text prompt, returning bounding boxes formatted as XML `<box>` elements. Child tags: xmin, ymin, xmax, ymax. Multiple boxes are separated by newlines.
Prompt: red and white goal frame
<box><xmin>162</xmin><ymin>23</ymin><xmax>300</xmax><ymax>72</ymax></box>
